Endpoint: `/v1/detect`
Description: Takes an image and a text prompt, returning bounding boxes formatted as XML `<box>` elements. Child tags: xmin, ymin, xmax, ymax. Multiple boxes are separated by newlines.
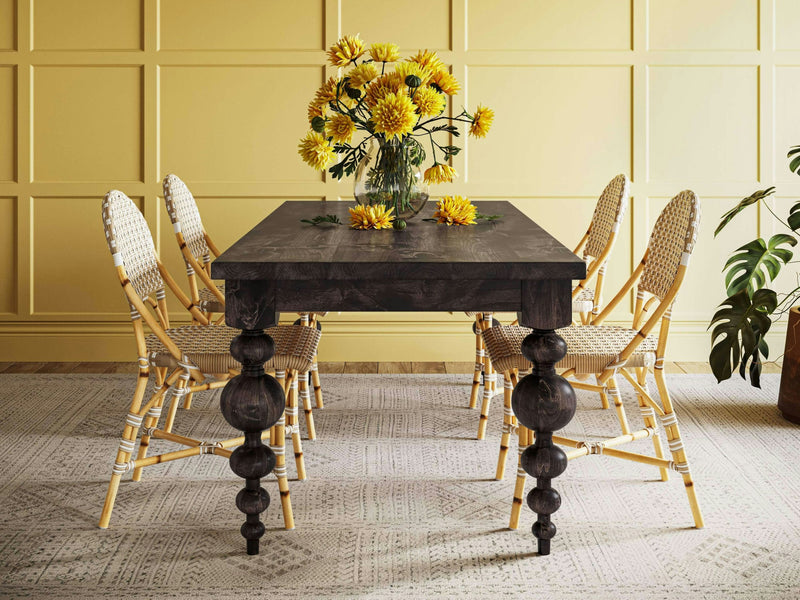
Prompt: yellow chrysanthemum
<box><xmin>312</xmin><ymin>76</ymin><xmax>341</xmax><ymax>109</ymax></box>
<box><xmin>348</xmin><ymin>63</ymin><xmax>379</xmax><ymax>88</ymax></box>
<box><xmin>349</xmin><ymin>204</ymin><xmax>395</xmax><ymax>230</ymax></box>
<box><xmin>423</xmin><ymin>163</ymin><xmax>457</xmax><ymax>185</ymax></box>
<box><xmin>369</xmin><ymin>42</ymin><xmax>400</xmax><ymax>63</ymax></box>
<box><xmin>364</xmin><ymin>73</ymin><xmax>406</xmax><ymax>108</ymax></box>
<box><xmin>394</xmin><ymin>61</ymin><xmax>433</xmax><ymax>86</ymax></box>
<box><xmin>298</xmin><ymin>131</ymin><xmax>335</xmax><ymax>171</ymax></box>
<box><xmin>371</xmin><ymin>92</ymin><xmax>418</xmax><ymax>140</ymax></box>
<box><xmin>433</xmin><ymin>195</ymin><xmax>477</xmax><ymax>226</ymax></box>
<box><xmin>429</xmin><ymin>70</ymin><xmax>460</xmax><ymax>95</ymax></box>
<box><xmin>327</xmin><ymin>34</ymin><xmax>366</xmax><ymax>67</ymax></box>
<box><xmin>413</xmin><ymin>86</ymin><xmax>446</xmax><ymax>117</ymax></box>
<box><xmin>325</xmin><ymin>113</ymin><xmax>356</xmax><ymax>144</ymax></box>
<box><xmin>408</xmin><ymin>50</ymin><xmax>445</xmax><ymax>74</ymax></box>
<box><xmin>469</xmin><ymin>104</ymin><xmax>494</xmax><ymax>138</ymax></box>
<box><xmin>307</xmin><ymin>102</ymin><xmax>326</xmax><ymax>123</ymax></box>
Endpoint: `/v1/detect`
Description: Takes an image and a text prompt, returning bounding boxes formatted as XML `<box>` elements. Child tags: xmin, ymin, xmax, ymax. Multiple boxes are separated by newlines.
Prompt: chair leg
<box><xmin>310</xmin><ymin>360</ymin><xmax>324</xmax><ymax>409</ymax></box>
<box><xmin>509</xmin><ymin>426</ymin><xmax>532</xmax><ymax>530</ymax></box>
<box><xmin>286</xmin><ymin>372</ymin><xmax>306</xmax><ymax>480</ymax></box>
<box><xmin>635</xmin><ymin>367</ymin><xmax>668</xmax><ymax>482</ymax></box>
<box><xmin>596</xmin><ymin>374</ymin><xmax>610</xmax><ymax>409</ymax></box>
<box><xmin>270</xmin><ymin>417</ymin><xmax>295</xmax><ymax>529</ymax></box>
<box><xmin>653</xmin><ymin>368</ymin><xmax>704</xmax><ymax>528</ymax></box>
<box><xmin>182</xmin><ymin>391</ymin><xmax>193</xmax><ymax>410</ymax></box>
<box><xmin>469</xmin><ymin>314</ymin><xmax>484</xmax><ymax>410</ymax></box>
<box><xmin>606</xmin><ymin>373</ymin><xmax>631</xmax><ymax>435</ymax></box>
<box><xmin>477</xmin><ymin>349</ymin><xmax>496</xmax><ymax>440</ymax></box>
<box><xmin>131</xmin><ymin>370</ymin><xmax>183</xmax><ymax>482</ymax></box>
<box><xmin>495</xmin><ymin>372</ymin><xmax>515</xmax><ymax>480</ymax></box>
<box><xmin>299</xmin><ymin>372</ymin><xmax>316</xmax><ymax>440</ymax></box>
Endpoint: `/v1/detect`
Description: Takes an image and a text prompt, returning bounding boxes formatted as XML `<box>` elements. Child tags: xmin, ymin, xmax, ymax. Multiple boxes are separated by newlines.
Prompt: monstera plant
<box><xmin>709</xmin><ymin>145</ymin><xmax>800</xmax><ymax>388</ymax></box>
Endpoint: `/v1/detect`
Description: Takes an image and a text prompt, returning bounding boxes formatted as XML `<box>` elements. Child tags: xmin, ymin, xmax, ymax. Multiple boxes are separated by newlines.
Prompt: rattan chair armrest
<box><xmin>156</xmin><ymin>260</ymin><xmax>211</xmax><ymax>325</ymax></box>
<box><xmin>205</xmin><ymin>232</ymin><xmax>222</xmax><ymax>258</ymax></box>
<box><xmin>593</xmin><ymin>252</ymin><xmax>648</xmax><ymax>325</ymax></box>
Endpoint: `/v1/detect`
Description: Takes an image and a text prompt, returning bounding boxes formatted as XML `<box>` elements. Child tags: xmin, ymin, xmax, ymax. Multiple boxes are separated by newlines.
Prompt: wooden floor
<box><xmin>0</xmin><ymin>361</ymin><xmax>781</xmax><ymax>374</ymax></box>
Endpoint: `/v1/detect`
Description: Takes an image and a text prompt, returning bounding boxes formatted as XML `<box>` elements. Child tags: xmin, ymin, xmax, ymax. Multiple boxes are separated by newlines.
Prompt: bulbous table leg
<box><xmin>511</xmin><ymin>328</ymin><xmax>576</xmax><ymax>555</ymax></box>
<box><xmin>220</xmin><ymin>329</ymin><xmax>285</xmax><ymax>555</ymax></box>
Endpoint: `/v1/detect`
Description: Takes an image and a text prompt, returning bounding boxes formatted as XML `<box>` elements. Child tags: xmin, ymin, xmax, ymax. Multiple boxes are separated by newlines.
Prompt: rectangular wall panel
<box><xmin>32</xmin><ymin>0</ymin><xmax>142</xmax><ymax>50</ymax></box>
<box><xmin>0</xmin><ymin>66</ymin><xmax>14</xmax><ymax>182</ymax></box>
<box><xmin>0</xmin><ymin>197</ymin><xmax>15</xmax><ymax>313</ymax></box>
<box><xmin>648</xmin><ymin>66</ymin><xmax>758</xmax><ymax>184</ymax></box>
<box><xmin>159</xmin><ymin>0</ymin><xmax>324</xmax><ymax>51</ymax></box>
<box><xmin>32</xmin><ymin>66</ymin><xmax>142</xmax><ymax>182</ymax></box>
<box><xmin>342</xmin><ymin>0</ymin><xmax>451</xmax><ymax>51</ymax></box>
<box><xmin>160</xmin><ymin>66</ymin><xmax>324</xmax><ymax>183</ymax></box>
<box><xmin>775</xmin><ymin>67</ymin><xmax>800</xmax><ymax>183</ymax></box>
<box><xmin>0</xmin><ymin>0</ymin><xmax>15</xmax><ymax>50</ymax></box>
<box><xmin>775</xmin><ymin>0</ymin><xmax>800</xmax><ymax>50</ymax></box>
<box><xmin>467</xmin><ymin>0</ymin><xmax>630</xmax><ymax>50</ymax></box>
<box><xmin>467</xmin><ymin>66</ymin><xmax>631</xmax><ymax>191</ymax></box>
<box><xmin>648</xmin><ymin>0</ymin><xmax>758</xmax><ymax>50</ymax></box>
<box><xmin>32</xmin><ymin>197</ymin><xmax>144</xmax><ymax>315</ymax></box>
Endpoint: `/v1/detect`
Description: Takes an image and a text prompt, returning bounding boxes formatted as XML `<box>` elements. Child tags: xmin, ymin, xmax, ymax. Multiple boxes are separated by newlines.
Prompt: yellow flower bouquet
<box><xmin>298</xmin><ymin>34</ymin><xmax>494</xmax><ymax>226</ymax></box>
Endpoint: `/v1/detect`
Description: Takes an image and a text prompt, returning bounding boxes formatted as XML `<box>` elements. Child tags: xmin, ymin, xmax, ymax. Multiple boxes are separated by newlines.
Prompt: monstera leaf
<box><xmin>723</xmin><ymin>234</ymin><xmax>796</xmax><ymax>296</ymax></box>
<box><xmin>709</xmin><ymin>288</ymin><xmax>777</xmax><ymax>387</ymax></box>
<box><xmin>789</xmin><ymin>145</ymin><xmax>800</xmax><ymax>176</ymax></box>
<box><xmin>715</xmin><ymin>188</ymin><xmax>776</xmax><ymax>237</ymax></box>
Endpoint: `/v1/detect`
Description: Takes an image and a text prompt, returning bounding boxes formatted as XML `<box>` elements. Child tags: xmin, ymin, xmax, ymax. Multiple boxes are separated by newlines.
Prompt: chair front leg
<box><xmin>606</xmin><ymin>373</ymin><xmax>631</xmax><ymax>435</ymax></box>
<box><xmin>495</xmin><ymin>372</ymin><xmax>515</xmax><ymax>480</ymax></box>
<box><xmin>299</xmin><ymin>372</ymin><xmax>316</xmax><ymax>440</ymax></box>
<box><xmin>635</xmin><ymin>366</ymin><xmax>668</xmax><ymax>482</ymax></box>
<box><xmin>469</xmin><ymin>314</ymin><xmax>484</xmax><ymax>409</ymax></box>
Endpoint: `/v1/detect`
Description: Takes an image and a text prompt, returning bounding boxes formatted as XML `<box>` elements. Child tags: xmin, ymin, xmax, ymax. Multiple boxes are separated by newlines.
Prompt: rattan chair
<box><xmin>98</xmin><ymin>190</ymin><xmax>321</xmax><ymax>531</ymax></box>
<box><xmin>482</xmin><ymin>189</ymin><xmax>703</xmax><ymax>531</ymax></box>
<box><xmin>468</xmin><ymin>174</ymin><xmax>630</xmax><ymax>440</ymax></box>
<box><xmin>162</xmin><ymin>174</ymin><xmax>327</xmax><ymax>425</ymax></box>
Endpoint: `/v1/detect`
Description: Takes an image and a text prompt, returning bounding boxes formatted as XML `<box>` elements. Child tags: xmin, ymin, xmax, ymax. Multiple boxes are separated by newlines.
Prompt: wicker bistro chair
<box><xmin>162</xmin><ymin>174</ymin><xmax>328</xmax><ymax>424</ymax></box>
<box><xmin>482</xmin><ymin>190</ymin><xmax>704</xmax><ymax>531</ymax></box>
<box><xmin>98</xmin><ymin>190</ymin><xmax>321</xmax><ymax>531</ymax></box>
<box><xmin>467</xmin><ymin>174</ymin><xmax>630</xmax><ymax>440</ymax></box>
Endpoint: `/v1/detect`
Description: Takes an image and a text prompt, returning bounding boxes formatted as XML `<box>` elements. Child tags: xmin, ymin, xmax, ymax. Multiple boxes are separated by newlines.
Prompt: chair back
<box><xmin>583</xmin><ymin>173</ymin><xmax>629</xmax><ymax>259</ymax></box>
<box><xmin>102</xmin><ymin>190</ymin><xmax>164</xmax><ymax>301</ymax></box>
<box><xmin>163</xmin><ymin>174</ymin><xmax>211</xmax><ymax>266</ymax></box>
<box><xmin>639</xmin><ymin>190</ymin><xmax>700</xmax><ymax>300</ymax></box>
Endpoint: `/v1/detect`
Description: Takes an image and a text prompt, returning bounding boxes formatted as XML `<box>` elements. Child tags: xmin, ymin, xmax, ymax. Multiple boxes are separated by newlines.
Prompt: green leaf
<box><xmin>708</xmin><ymin>288</ymin><xmax>777</xmax><ymax>386</ymax></box>
<box><xmin>300</xmin><ymin>214</ymin><xmax>342</xmax><ymax>226</ymax></box>
<box><xmin>722</xmin><ymin>234</ymin><xmax>796</xmax><ymax>296</ymax></box>
<box><xmin>714</xmin><ymin>187</ymin><xmax>775</xmax><ymax>237</ymax></box>
<box><xmin>790</xmin><ymin>153</ymin><xmax>800</xmax><ymax>176</ymax></box>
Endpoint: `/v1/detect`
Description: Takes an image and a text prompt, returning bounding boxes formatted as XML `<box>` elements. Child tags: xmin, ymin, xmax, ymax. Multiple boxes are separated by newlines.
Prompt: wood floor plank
<box><xmin>106</xmin><ymin>362</ymin><xmax>141</xmax><ymax>374</ymax></box>
<box><xmin>317</xmin><ymin>362</ymin><xmax>344</xmax><ymax>374</ymax></box>
<box><xmin>71</xmin><ymin>362</ymin><xmax>116</xmax><ymax>374</ymax></box>
<box><xmin>0</xmin><ymin>363</ymin><xmax>15</xmax><ymax>373</ymax></box>
<box><xmin>663</xmin><ymin>361</ymin><xmax>684</xmax><ymax>373</ymax></box>
<box><xmin>378</xmin><ymin>362</ymin><xmax>412</xmax><ymax>374</ymax></box>
<box><xmin>762</xmin><ymin>362</ymin><xmax>783</xmax><ymax>374</ymax></box>
<box><xmin>675</xmin><ymin>362</ymin><xmax>712</xmax><ymax>374</ymax></box>
<box><xmin>37</xmin><ymin>362</ymin><xmax>80</xmax><ymax>373</ymax></box>
<box><xmin>344</xmin><ymin>362</ymin><xmax>378</xmax><ymax>374</ymax></box>
<box><xmin>445</xmin><ymin>361</ymin><xmax>474</xmax><ymax>374</ymax></box>
<box><xmin>4</xmin><ymin>362</ymin><xmax>46</xmax><ymax>374</ymax></box>
<box><xmin>412</xmin><ymin>362</ymin><xmax>446</xmax><ymax>374</ymax></box>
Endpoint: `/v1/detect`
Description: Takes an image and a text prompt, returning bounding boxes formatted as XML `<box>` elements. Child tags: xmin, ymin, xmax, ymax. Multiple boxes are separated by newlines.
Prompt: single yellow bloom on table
<box><xmin>372</xmin><ymin>92</ymin><xmax>418</xmax><ymax>140</ymax></box>
<box><xmin>327</xmin><ymin>34</ymin><xmax>366</xmax><ymax>67</ymax></box>
<box><xmin>348</xmin><ymin>63</ymin><xmax>379</xmax><ymax>88</ymax></box>
<box><xmin>434</xmin><ymin>195</ymin><xmax>477</xmax><ymax>226</ymax></box>
<box><xmin>298</xmin><ymin>131</ymin><xmax>335</xmax><ymax>171</ymax></box>
<box><xmin>429</xmin><ymin>70</ymin><xmax>460</xmax><ymax>95</ymax></box>
<box><xmin>408</xmin><ymin>50</ymin><xmax>445</xmax><ymax>74</ymax></box>
<box><xmin>470</xmin><ymin>105</ymin><xmax>495</xmax><ymax>138</ymax></box>
<box><xmin>395</xmin><ymin>61</ymin><xmax>433</xmax><ymax>86</ymax></box>
<box><xmin>349</xmin><ymin>204</ymin><xmax>395</xmax><ymax>229</ymax></box>
<box><xmin>326</xmin><ymin>113</ymin><xmax>357</xmax><ymax>144</ymax></box>
<box><xmin>369</xmin><ymin>42</ymin><xmax>400</xmax><ymax>63</ymax></box>
<box><xmin>364</xmin><ymin>73</ymin><xmax>406</xmax><ymax>108</ymax></box>
<box><xmin>413</xmin><ymin>87</ymin><xmax>446</xmax><ymax>117</ymax></box>
<box><xmin>424</xmin><ymin>163</ymin><xmax>457</xmax><ymax>185</ymax></box>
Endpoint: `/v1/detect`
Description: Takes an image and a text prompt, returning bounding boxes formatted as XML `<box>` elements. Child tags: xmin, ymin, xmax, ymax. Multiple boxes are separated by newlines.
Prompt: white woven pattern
<box><xmin>639</xmin><ymin>190</ymin><xmax>700</xmax><ymax>300</ymax></box>
<box><xmin>102</xmin><ymin>190</ymin><xmax>164</xmax><ymax>300</ymax></box>
<box><xmin>162</xmin><ymin>174</ymin><xmax>210</xmax><ymax>264</ymax></box>
<box><xmin>584</xmin><ymin>174</ymin><xmax>629</xmax><ymax>258</ymax></box>
<box><xmin>573</xmin><ymin>288</ymin><xmax>595</xmax><ymax>313</ymax></box>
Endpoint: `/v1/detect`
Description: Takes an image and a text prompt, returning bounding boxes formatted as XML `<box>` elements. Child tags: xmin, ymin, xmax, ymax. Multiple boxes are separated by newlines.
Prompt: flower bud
<box><xmin>346</xmin><ymin>87</ymin><xmax>362</xmax><ymax>99</ymax></box>
<box><xmin>405</xmin><ymin>75</ymin><xmax>422</xmax><ymax>88</ymax></box>
<box><xmin>311</xmin><ymin>116</ymin><xmax>326</xmax><ymax>133</ymax></box>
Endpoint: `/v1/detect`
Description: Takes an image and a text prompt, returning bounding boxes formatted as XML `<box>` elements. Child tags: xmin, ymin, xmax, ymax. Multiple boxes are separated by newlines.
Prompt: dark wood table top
<box><xmin>211</xmin><ymin>200</ymin><xmax>585</xmax><ymax>282</ymax></box>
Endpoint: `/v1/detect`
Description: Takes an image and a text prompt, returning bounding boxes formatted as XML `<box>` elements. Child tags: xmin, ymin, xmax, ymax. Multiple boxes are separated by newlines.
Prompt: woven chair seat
<box><xmin>146</xmin><ymin>324</ymin><xmax>321</xmax><ymax>374</ymax></box>
<box><xmin>482</xmin><ymin>324</ymin><xmax>657</xmax><ymax>375</ymax></box>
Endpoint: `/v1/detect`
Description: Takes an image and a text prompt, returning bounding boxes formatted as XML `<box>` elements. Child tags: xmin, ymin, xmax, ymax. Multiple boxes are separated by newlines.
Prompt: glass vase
<box><xmin>354</xmin><ymin>137</ymin><xmax>429</xmax><ymax>220</ymax></box>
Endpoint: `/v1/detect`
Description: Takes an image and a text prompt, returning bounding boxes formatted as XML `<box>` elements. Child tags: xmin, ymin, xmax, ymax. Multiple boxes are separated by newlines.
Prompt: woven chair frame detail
<box><xmin>163</xmin><ymin>174</ymin><xmax>211</xmax><ymax>264</ymax></box>
<box><xmin>584</xmin><ymin>173</ymin><xmax>629</xmax><ymax>259</ymax></box>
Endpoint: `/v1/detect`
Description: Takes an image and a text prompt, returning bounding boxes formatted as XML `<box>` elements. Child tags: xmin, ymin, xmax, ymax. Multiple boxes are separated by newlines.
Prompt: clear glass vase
<box><xmin>354</xmin><ymin>137</ymin><xmax>429</xmax><ymax>220</ymax></box>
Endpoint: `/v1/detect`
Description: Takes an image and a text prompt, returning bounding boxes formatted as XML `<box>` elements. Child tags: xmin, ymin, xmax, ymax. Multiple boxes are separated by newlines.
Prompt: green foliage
<box><xmin>789</xmin><ymin>145</ymin><xmax>800</xmax><ymax>176</ymax></box>
<box><xmin>300</xmin><ymin>214</ymin><xmax>343</xmax><ymax>226</ymax></box>
<box><xmin>722</xmin><ymin>234</ymin><xmax>795</xmax><ymax>296</ymax></box>
<box><xmin>714</xmin><ymin>188</ymin><xmax>775</xmax><ymax>237</ymax></box>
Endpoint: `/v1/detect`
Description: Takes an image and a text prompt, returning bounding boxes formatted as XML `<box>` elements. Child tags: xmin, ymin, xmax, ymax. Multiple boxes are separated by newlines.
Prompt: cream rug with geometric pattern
<box><xmin>1</xmin><ymin>373</ymin><xmax>799</xmax><ymax>599</ymax></box>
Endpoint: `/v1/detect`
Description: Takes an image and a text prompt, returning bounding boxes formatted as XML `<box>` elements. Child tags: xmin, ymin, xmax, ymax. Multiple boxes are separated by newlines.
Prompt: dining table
<box><xmin>210</xmin><ymin>199</ymin><xmax>587</xmax><ymax>556</ymax></box>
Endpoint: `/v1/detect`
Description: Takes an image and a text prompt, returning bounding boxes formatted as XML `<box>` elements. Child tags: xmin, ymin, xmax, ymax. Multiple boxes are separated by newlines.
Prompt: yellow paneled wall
<box><xmin>1</xmin><ymin>0</ymin><xmax>799</xmax><ymax>361</ymax></box>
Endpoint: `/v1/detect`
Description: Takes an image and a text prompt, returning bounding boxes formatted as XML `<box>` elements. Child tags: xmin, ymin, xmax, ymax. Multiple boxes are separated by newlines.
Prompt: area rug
<box><xmin>0</xmin><ymin>372</ymin><xmax>798</xmax><ymax>599</ymax></box>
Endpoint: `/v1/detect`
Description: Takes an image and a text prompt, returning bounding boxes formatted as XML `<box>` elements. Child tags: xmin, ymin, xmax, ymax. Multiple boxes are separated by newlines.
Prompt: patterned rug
<box><xmin>1</xmin><ymin>372</ymin><xmax>799</xmax><ymax>599</ymax></box>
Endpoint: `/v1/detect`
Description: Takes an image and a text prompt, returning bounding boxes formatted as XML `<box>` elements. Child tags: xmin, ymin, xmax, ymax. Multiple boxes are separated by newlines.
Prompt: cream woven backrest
<box><xmin>102</xmin><ymin>190</ymin><xmax>164</xmax><ymax>300</ymax></box>
<box><xmin>162</xmin><ymin>174</ymin><xmax>210</xmax><ymax>264</ymax></box>
<box><xmin>638</xmin><ymin>190</ymin><xmax>700</xmax><ymax>300</ymax></box>
<box><xmin>584</xmin><ymin>174</ymin><xmax>629</xmax><ymax>259</ymax></box>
